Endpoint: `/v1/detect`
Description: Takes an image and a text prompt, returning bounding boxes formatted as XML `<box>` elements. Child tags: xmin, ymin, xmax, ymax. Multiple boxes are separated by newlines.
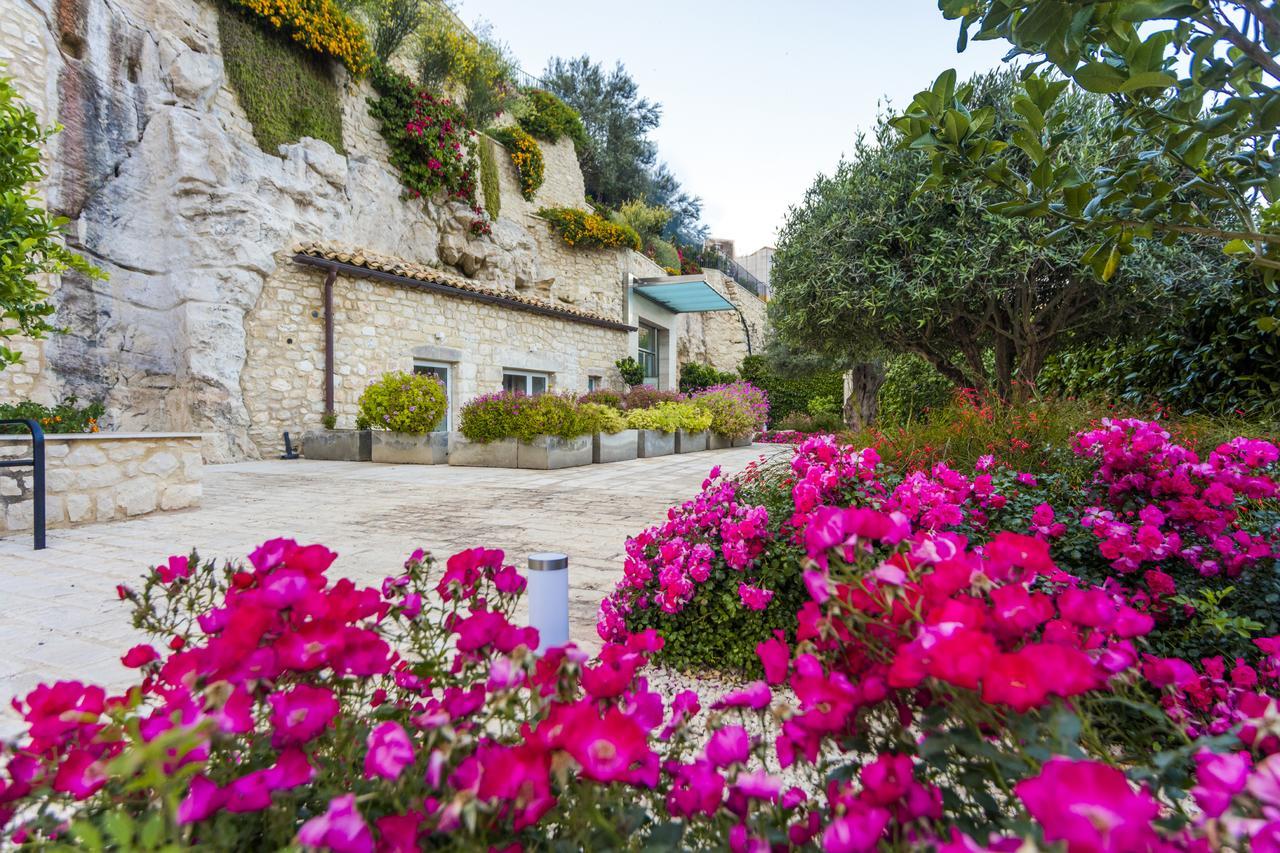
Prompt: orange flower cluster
<box><xmin>537</xmin><ymin>206</ymin><xmax>642</xmax><ymax>251</ymax></box>
<box><xmin>231</xmin><ymin>0</ymin><xmax>371</xmax><ymax>76</ymax></box>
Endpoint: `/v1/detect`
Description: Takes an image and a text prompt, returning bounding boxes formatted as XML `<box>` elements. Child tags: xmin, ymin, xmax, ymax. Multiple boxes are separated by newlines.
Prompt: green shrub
<box><xmin>776</xmin><ymin>411</ymin><xmax>844</xmax><ymax>434</ymax></box>
<box><xmin>413</xmin><ymin>5</ymin><xmax>515</xmax><ymax>126</ymax></box>
<box><xmin>0</xmin><ymin>397</ymin><xmax>105</xmax><ymax>434</ymax></box>
<box><xmin>357</xmin><ymin>371</ymin><xmax>447</xmax><ymax>434</ymax></box>
<box><xmin>611</xmin><ymin>200</ymin><xmax>671</xmax><ymax>245</ymax></box>
<box><xmin>621</xmin><ymin>385</ymin><xmax>682</xmax><ymax>410</ymax></box>
<box><xmin>647</xmin><ymin>238</ymin><xmax>680</xmax><ymax>274</ymax></box>
<box><xmin>218</xmin><ymin>3</ymin><xmax>345</xmax><ymax>155</ymax></box>
<box><xmin>625</xmin><ymin>402</ymin><xmax>711</xmax><ymax>433</ymax></box>
<box><xmin>739</xmin><ymin>354</ymin><xmax>844</xmax><ymax>423</ymax></box>
<box><xmin>516</xmin><ymin>88</ymin><xmax>589</xmax><ymax>152</ymax></box>
<box><xmin>458</xmin><ymin>392</ymin><xmax>522</xmax><ymax>443</ymax></box>
<box><xmin>478</xmin><ymin>137</ymin><xmax>501</xmax><ymax>218</ymax></box>
<box><xmin>614</xmin><ymin>357</ymin><xmax>644</xmax><ymax>387</ymax></box>
<box><xmin>538</xmin><ymin>207</ymin><xmax>641</xmax><ymax>251</ymax></box>
<box><xmin>580</xmin><ymin>402</ymin><xmax>626</xmax><ymax>434</ymax></box>
<box><xmin>578</xmin><ymin>389</ymin><xmax>624</xmax><ymax>409</ymax></box>
<box><xmin>488</xmin><ymin>126</ymin><xmax>544</xmax><ymax>201</ymax></box>
<box><xmin>877</xmin><ymin>353</ymin><xmax>954</xmax><ymax>425</ymax></box>
<box><xmin>679</xmin><ymin>362</ymin><xmax>737</xmax><ymax>394</ymax></box>
<box><xmin>807</xmin><ymin>395</ymin><xmax>839</xmax><ymax>417</ymax></box>
<box><xmin>691</xmin><ymin>382</ymin><xmax>770</xmax><ymax>438</ymax></box>
<box><xmin>459</xmin><ymin>392</ymin><xmax>601</xmax><ymax>442</ymax></box>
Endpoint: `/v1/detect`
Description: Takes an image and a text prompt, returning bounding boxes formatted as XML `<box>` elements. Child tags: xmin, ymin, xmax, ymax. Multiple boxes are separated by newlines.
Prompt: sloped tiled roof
<box><xmin>291</xmin><ymin>241</ymin><xmax>634</xmax><ymax>331</ymax></box>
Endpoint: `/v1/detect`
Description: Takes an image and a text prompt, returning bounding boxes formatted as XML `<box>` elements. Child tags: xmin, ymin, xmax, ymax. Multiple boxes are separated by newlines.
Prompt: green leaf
<box><xmin>1120</xmin><ymin>71</ymin><xmax>1177</xmax><ymax>93</ymax></box>
<box><xmin>1074</xmin><ymin>62</ymin><xmax>1128</xmax><ymax>93</ymax></box>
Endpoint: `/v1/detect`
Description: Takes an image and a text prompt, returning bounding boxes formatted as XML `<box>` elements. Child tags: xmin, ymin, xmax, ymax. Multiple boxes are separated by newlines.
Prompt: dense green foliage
<box><xmin>897</xmin><ymin>1</ymin><xmax>1280</xmax><ymax>280</ymax></box>
<box><xmin>537</xmin><ymin>207</ymin><xmax>640</xmax><ymax>251</ymax></box>
<box><xmin>458</xmin><ymin>392</ymin><xmax>628</xmax><ymax>442</ymax></box>
<box><xmin>614</xmin><ymin>357</ymin><xmax>644</xmax><ymax>387</ymax></box>
<box><xmin>477</xmin><ymin>135</ymin><xmax>500</xmax><ymax>218</ymax></box>
<box><xmin>218</xmin><ymin>4</ymin><xmax>346</xmax><ymax>155</ymax></box>
<box><xmin>878</xmin><ymin>353</ymin><xmax>955</xmax><ymax>425</ymax></box>
<box><xmin>357</xmin><ymin>371</ymin><xmax>447</xmax><ymax>434</ymax></box>
<box><xmin>515</xmin><ymin>88</ymin><xmax>589</xmax><ymax>153</ymax></box>
<box><xmin>738</xmin><ymin>354</ymin><xmax>844</xmax><ymax>424</ymax></box>
<box><xmin>0</xmin><ymin>397</ymin><xmax>105</xmax><ymax>434</ymax></box>
<box><xmin>624</xmin><ymin>402</ymin><xmax>712</xmax><ymax>433</ymax></box>
<box><xmin>678</xmin><ymin>362</ymin><xmax>736</xmax><ymax>394</ymax></box>
<box><xmin>1041</xmin><ymin>278</ymin><xmax>1280</xmax><ymax>418</ymax></box>
<box><xmin>0</xmin><ymin>75</ymin><xmax>103</xmax><ymax>370</ymax></box>
<box><xmin>771</xmin><ymin>70</ymin><xmax>1232</xmax><ymax>403</ymax></box>
<box><xmin>412</xmin><ymin>4</ymin><xmax>515</xmax><ymax>126</ymax></box>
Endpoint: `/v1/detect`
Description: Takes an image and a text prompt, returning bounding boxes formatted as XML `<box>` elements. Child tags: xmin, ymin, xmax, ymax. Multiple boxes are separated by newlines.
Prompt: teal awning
<box><xmin>632</xmin><ymin>275</ymin><xmax>735</xmax><ymax>313</ymax></box>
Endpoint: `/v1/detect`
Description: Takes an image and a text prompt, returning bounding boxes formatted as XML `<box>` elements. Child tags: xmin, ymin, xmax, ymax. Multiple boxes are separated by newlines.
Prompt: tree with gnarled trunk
<box><xmin>769</xmin><ymin>69</ymin><xmax>1234</xmax><ymax>404</ymax></box>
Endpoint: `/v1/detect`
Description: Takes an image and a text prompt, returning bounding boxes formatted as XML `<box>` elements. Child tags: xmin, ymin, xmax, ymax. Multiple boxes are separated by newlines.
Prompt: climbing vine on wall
<box><xmin>218</xmin><ymin>2</ymin><xmax>345</xmax><ymax>154</ymax></box>
<box><xmin>478</xmin><ymin>137</ymin><xmax>501</xmax><ymax>219</ymax></box>
<box><xmin>487</xmin><ymin>125</ymin><xmax>544</xmax><ymax>201</ymax></box>
<box><xmin>368</xmin><ymin>63</ymin><xmax>489</xmax><ymax>235</ymax></box>
<box><xmin>226</xmin><ymin>0</ymin><xmax>370</xmax><ymax>76</ymax></box>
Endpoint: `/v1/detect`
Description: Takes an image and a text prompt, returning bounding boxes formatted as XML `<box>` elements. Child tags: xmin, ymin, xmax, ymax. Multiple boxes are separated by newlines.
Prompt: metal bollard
<box><xmin>527</xmin><ymin>552</ymin><xmax>569</xmax><ymax>652</ymax></box>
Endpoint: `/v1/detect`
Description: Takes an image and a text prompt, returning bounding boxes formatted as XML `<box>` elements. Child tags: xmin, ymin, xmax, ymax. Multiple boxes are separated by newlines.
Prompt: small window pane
<box><xmin>531</xmin><ymin>375</ymin><xmax>547</xmax><ymax>395</ymax></box>
<box><xmin>414</xmin><ymin>362</ymin><xmax>451</xmax><ymax>432</ymax></box>
<box><xmin>503</xmin><ymin>373</ymin><xmax>525</xmax><ymax>394</ymax></box>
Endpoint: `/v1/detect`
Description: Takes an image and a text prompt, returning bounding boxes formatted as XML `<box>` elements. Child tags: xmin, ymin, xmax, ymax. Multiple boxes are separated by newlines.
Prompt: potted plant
<box><xmin>624</xmin><ymin>402</ymin><xmax>698</xmax><ymax>458</ymax></box>
<box><xmin>450</xmin><ymin>392</ymin><xmax>522</xmax><ymax>467</ymax></box>
<box><xmin>301</xmin><ymin>411</ymin><xmax>373</xmax><ymax>462</ymax></box>
<box><xmin>582</xmin><ymin>402</ymin><xmax>637</xmax><ymax>464</ymax></box>
<box><xmin>514</xmin><ymin>394</ymin><xmax>593</xmax><ymax>470</ymax></box>
<box><xmin>690</xmin><ymin>382</ymin><xmax>770</xmax><ymax>450</ymax></box>
<box><xmin>359</xmin><ymin>372</ymin><xmax>449</xmax><ymax>464</ymax></box>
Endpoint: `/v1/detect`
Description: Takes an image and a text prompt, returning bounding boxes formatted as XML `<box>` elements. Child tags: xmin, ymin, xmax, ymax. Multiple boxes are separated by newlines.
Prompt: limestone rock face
<box><xmin>6</xmin><ymin>0</ymin><xmax>553</xmax><ymax>459</ymax></box>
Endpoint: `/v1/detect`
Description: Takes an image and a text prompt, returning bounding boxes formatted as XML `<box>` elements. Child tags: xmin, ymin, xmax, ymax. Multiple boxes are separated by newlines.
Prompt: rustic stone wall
<box><xmin>241</xmin><ymin>255</ymin><xmax>630</xmax><ymax>454</ymax></box>
<box><xmin>677</xmin><ymin>268</ymin><xmax>769</xmax><ymax>374</ymax></box>
<box><xmin>0</xmin><ymin>433</ymin><xmax>203</xmax><ymax>535</ymax></box>
<box><xmin>492</xmin><ymin>134</ymin><xmax>587</xmax><ymax>219</ymax></box>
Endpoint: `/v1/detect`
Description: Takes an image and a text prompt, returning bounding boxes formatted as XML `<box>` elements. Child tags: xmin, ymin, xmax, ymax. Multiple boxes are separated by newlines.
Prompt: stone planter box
<box><xmin>518</xmin><ymin>435</ymin><xmax>593</xmax><ymax>470</ymax></box>
<box><xmin>708</xmin><ymin>432</ymin><xmax>735</xmax><ymax>450</ymax></box>
<box><xmin>0</xmin><ymin>432</ymin><xmax>204</xmax><ymax>535</ymax></box>
<box><xmin>371</xmin><ymin>431</ymin><xmax>448</xmax><ymax>464</ymax></box>
<box><xmin>636</xmin><ymin>429</ymin><xmax>675</xmax><ymax>458</ymax></box>
<box><xmin>302</xmin><ymin>429</ymin><xmax>371</xmax><ymax>462</ymax></box>
<box><xmin>733</xmin><ymin>434</ymin><xmax>755</xmax><ymax>447</ymax></box>
<box><xmin>593</xmin><ymin>430</ymin><xmax>638</xmax><ymax>464</ymax></box>
<box><xmin>447</xmin><ymin>433</ymin><xmax>518</xmax><ymax>467</ymax></box>
<box><xmin>675</xmin><ymin>429</ymin><xmax>709</xmax><ymax>454</ymax></box>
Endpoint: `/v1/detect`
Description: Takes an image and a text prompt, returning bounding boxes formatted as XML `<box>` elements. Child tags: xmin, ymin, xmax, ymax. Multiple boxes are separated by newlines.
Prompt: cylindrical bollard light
<box><xmin>527</xmin><ymin>552</ymin><xmax>569</xmax><ymax>652</ymax></box>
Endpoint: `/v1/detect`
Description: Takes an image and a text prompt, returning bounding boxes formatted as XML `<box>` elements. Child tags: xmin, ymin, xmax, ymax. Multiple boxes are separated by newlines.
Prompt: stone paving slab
<box><xmin>0</xmin><ymin>445</ymin><xmax>783</xmax><ymax>739</ymax></box>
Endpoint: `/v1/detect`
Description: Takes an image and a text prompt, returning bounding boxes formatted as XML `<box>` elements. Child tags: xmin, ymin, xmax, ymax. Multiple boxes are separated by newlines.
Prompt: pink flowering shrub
<box><xmin>689</xmin><ymin>381</ymin><xmax>770</xmax><ymax>439</ymax></box>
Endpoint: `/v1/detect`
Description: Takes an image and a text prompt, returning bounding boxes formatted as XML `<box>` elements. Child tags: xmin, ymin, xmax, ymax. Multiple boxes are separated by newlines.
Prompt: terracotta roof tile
<box><xmin>291</xmin><ymin>241</ymin><xmax>631</xmax><ymax>329</ymax></box>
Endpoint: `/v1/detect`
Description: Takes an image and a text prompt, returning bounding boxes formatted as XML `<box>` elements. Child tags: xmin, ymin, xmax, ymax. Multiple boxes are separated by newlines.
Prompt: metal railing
<box><xmin>0</xmin><ymin>418</ymin><xmax>46</xmax><ymax>550</ymax></box>
<box><xmin>703</xmin><ymin>252</ymin><xmax>766</xmax><ymax>297</ymax></box>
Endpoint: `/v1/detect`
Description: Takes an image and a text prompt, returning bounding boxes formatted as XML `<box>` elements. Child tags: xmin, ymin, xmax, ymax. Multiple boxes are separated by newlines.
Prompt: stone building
<box><xmin>0</xmin><ymin>0</ymin><xmax>767</xmax><ymax>460</ymax></box>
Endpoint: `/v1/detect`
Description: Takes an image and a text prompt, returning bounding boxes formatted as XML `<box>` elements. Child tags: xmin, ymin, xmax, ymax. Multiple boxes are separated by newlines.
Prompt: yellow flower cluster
<box><xmin>490</xmin><ymin>126</ymin><xmax>544</xmax><ymax>200</ymax></box>
<box><xmin>232</xmin><ymin>0</ymin><xmax>371</xmax><ymax>76</ymax></box>
<box><xmin>537</xmin><ymin>206</ymin><xmax>643</xmax><ymax>252</ymax></box>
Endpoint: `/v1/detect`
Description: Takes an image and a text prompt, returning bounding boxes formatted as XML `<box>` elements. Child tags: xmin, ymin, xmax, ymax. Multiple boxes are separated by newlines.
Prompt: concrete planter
<box><xmin>447</xmin><ymin>433</ymin><xmax>518</xmax><ymax>467</ymax></box>
<box><xmin>708</xmin><ymin>432</ymin><xmax>735</xmax><ymax>450</ymax></box>
<box><xmin>733</xmin><ymin>434</ymin><xmax>755</xmax><ymax>448</ymax></box>
<box><xmin>302</xmin><ymin>429</ymin><xmax>371</xmax><ymax>462</ymax></box>
<box><xmin>636</xmin><ymin>429</ymin><xmax>675</xmax><ymax>458</ymax></box>
<box><xmin>593</xmin><ymin>430</ymin><xmax>638</xmax><ymax>464</ymax></box>
<box><xmin>370</xmin><ymin>431</ymin><xmax>448</xmax><ymax>464</ymax></box>
<box><xmin>518</xmin><ymin>435</ymin><xmax>593</xmax><ymax>470</ymax></box>
<box><xmin>675</xmin><ymin>429</ymin><xmax>709</xmax><ymax>454</ymax></box>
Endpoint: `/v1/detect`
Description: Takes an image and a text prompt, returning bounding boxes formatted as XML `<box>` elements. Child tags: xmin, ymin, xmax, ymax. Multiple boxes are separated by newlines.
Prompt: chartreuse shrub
<box><xmin>357</xmin><ymin>371</ymin><xmax>446</xmax><ymax>434</ymax></box>
<box><xmin>227</xmin><ymin>0</ymin><xmax>369</xmax><ymax>75</ymax></box>
<box><xmin>218</xmin><ymin>3</ymin><xmax>345</xmax><ymax>155</ymax></box>
<box><xmin>487</xmin><ymin>126</ymin><xmax>544</xmax><ymax>201</ymax></box>
<box><xmin>690</xmin><ymin>382</ymin><xmax>769</xmax><ymax>438</ymax></box>
<box><xmin>625</xmin><ymin>402</ymin><xmax>711</xmax><ymax>434</ymax></box>
<box><xmin>0</xmin><ymin>397</ymin><xmax>104</xmax><ymax>434</ymax></box>
<box><xmin>580</xmin><ymin>402</ymin><xmax>626</xmax><ymax>434</ymax></box>
<box><xmin>516</xmin><ymin>88</ymin><xmax>589</xmax><ymax>153</ymax></box>
<box><xmin>538</xmin><ymin>207</ymin><xmax>641</xmax><ymax>251</ymax></box>
<box><xmin>412</xmin><ymin>3</ymin><xmax>515</xmax><ymax>126</ymax></box>
<box><xmin>738</xmin><ymin>354</ymin><xmax>844</xmax><ymax>423</ymax></box>
<box><xmin>460</xmin><ymin>392</ymin><xmax>605</xmax><ymax>443</ymax></box>
<box><xmin>477</xmin><ymin>137</ymin><xmax>501</xmax><ymax>218</ymax></box>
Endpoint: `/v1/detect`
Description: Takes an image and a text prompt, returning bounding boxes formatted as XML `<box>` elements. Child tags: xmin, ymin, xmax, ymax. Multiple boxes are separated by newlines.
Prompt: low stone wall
<box><xmin>0</xmin><ymin>433</ymin><xmax>204</xmax><ymax>535</ymax></box>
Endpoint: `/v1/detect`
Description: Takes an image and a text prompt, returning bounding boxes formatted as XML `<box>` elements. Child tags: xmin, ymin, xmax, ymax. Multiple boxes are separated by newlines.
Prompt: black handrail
<box><xmin>0</xmin><ymin>418</ymin><xmax>45</xmax><ymax>549</ymax></box>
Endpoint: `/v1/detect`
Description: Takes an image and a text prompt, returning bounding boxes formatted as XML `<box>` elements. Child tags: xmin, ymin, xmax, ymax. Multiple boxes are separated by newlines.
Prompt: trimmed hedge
<box><xmin>218</xmin><ymin>2</ymin><xmax>345</xmax><ymax>155</ymax></box>
<box><xmin>738</xmin><ymin>354</ymin><xmax>844</xmax><ymax>424</ymax></box>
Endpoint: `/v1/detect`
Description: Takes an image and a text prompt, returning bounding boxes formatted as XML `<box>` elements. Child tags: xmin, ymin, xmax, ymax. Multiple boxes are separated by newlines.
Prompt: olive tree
<box><xmin>770</xmin><ymin>70</ymin><xmax>1232</xmax><ymax>404</ymax></box>
<box><xmin>0</xmin><ymin>74</ymin><xmax>102</xmax><ymax>371</ymax></box>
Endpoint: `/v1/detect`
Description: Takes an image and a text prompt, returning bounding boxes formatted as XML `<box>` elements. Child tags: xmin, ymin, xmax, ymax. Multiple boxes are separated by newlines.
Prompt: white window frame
<box><xmin>587</xmin><ymin>375</ymin><xmax>602</xmax><ymax>392</ymax></box>
<box><xmin>637</xmin><ymin>323</ymin><xmax>660</xmax><ymax>385</ymax></box>
<box><xmin>413</xmin><ymin>359</ymin><xmax>453</xmax><ymax>432</ymax></box>
<box><xmin>502</xmin><ymin>369</ymin><xmax>551</xmax><ymax>395</ymax></box>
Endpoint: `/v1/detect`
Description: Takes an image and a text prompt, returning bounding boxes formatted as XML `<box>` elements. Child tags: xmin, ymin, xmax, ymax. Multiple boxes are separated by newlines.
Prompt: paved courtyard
<box><xmin>0</xmin><ymin>445</ymin><xmax>782</xmax><ymax>737</ymax></box>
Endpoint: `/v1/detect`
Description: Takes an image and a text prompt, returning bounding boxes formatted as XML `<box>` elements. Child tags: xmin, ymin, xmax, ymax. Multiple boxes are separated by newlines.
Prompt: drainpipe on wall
<box><xmin>323</xmin><ymin>268</ymin><xmax>336</xmax><ymax>417</ymax></box>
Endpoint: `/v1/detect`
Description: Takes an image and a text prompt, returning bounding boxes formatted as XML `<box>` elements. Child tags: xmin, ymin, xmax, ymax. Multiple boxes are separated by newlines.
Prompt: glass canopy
<box><xmin>632</xmin><ymin>275</ymin><xmax>735</xmax><ymax>313</ymax></box>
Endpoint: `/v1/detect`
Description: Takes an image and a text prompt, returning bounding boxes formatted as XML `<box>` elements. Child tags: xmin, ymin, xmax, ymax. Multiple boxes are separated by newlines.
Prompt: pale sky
<box><xmin>454</xmin><ymin>0</ymin><xmax>1011</xmax><ymax>253</ymax></box>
